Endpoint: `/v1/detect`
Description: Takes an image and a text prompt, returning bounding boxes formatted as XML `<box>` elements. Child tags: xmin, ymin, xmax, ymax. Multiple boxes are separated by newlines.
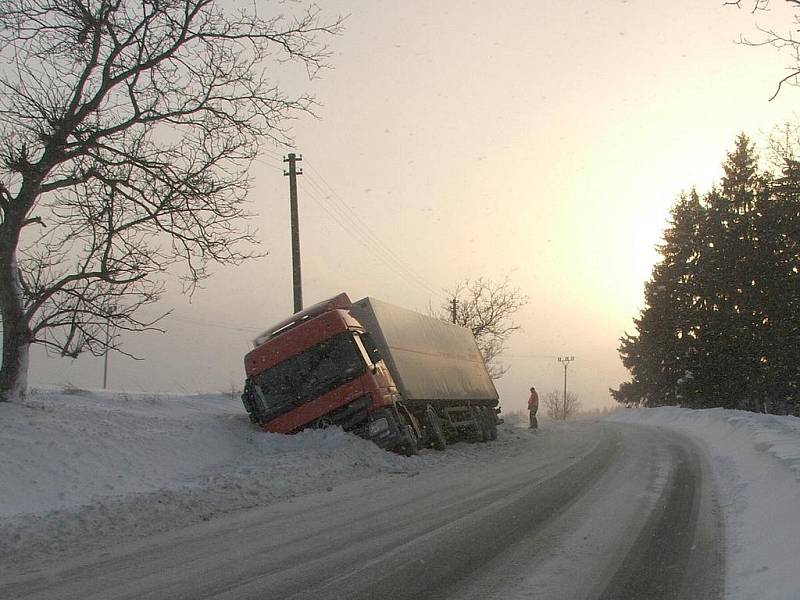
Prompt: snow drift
<box><xmin>0</xmin><ymin>388</ymin><xmax>528</xmax><ymax>568</ymax></box>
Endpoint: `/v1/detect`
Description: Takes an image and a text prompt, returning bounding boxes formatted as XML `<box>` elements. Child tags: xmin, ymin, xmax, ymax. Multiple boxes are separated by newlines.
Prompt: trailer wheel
<box><xmin>402</xmin><ymin>425</ymin><xmax>419</xmax><ymax>456</ymax></box>
<box><xmin>398</xmin><ymin>413</ymin><xmax>419</xmax><ymax>456</ymax></box>
<box><xmin>425</xmin><ymin>406</ymin><xmax>447</xmax><ymax>451</ymax></box>
<box><xmin>470</xmin><ymin>406</ymin><xmax>488</xmax><ymax>443</ymax></box>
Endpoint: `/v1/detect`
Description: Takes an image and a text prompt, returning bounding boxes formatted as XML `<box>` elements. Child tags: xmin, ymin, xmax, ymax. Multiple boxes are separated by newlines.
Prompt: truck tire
<box><xmin>311</xmin><ymin>415</ymin><xmax>334</xmax><ymax>429</ymax></box>
<box><xmin>470</xmin><ymin>406</ymin><xmax>488</xmax><ymax>443</ymax></box>
<box><xmin>426</xmin><ymin>405</ymin><xmax>447</xmax><ymax>451</ymax></box>
<box><xmin>398</xmin><ymin>412</ymin><xmax>420</xmax><ymax>456</ymax></box>
<box><xmin>401</xmin><ymin>425</ymin><xmax>419</xmax><ymax>456</ymax></box>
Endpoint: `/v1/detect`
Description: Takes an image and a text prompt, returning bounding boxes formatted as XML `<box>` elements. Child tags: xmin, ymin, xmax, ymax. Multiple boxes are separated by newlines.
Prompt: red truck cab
<box><xmin>241</xmin><ymin>294</ymin><xmax>412</xmax><ymax>451</ymax></box>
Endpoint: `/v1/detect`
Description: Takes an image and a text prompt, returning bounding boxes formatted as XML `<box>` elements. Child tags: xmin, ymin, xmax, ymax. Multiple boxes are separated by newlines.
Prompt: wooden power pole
<box><xmin>284</xmin><ymin>152</ymin><xmax>303</xmax><ymax>313</ymax></box>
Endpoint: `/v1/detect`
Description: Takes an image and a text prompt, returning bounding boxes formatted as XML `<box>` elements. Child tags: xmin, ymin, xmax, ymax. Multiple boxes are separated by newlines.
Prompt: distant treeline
<box><xmin>613</xmin><ymin>134</ymin><xmax>800</xmax><ymax>415</ymax></box>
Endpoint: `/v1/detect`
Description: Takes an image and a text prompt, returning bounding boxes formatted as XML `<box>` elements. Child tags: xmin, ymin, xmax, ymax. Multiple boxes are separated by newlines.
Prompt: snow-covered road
<box><xmin>1</xmin><ymin>418</ymin><xmax>722</xmax><ymax>599</ymax></box>
<box><xmin>2</xmin><ymin>390</ymin><xmax>799</xmax><ymax>599</ymax></box>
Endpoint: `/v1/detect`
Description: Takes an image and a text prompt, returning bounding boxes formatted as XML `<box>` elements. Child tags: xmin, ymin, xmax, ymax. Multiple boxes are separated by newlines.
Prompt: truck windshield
<box><xmin>248</xmin><ymin>331</ymin><xmax>366</xmax><ymax>419</ymax></box>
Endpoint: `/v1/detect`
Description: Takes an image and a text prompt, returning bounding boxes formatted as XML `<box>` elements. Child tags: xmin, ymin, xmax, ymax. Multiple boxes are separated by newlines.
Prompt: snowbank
<box><xmin>0</xmin><ymin>388</ymin><xmax>530</xmax><ymax>567</ymax></box>
<box><xmin>607</xmin><ymin>407</ymin><xmax>800</xmax><ymax>600</ymax></box>
<box><xmin>4</xmin><ymin>390</ymin><xmax>799</xmax><ymax>600</ymax></box>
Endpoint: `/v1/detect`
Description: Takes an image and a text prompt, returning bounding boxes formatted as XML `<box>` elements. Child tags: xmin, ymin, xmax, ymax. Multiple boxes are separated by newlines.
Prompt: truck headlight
<box><xmin>369</xmin><ymin>417</ymin><xmax>389</xmax><ymax>436</ymax></box>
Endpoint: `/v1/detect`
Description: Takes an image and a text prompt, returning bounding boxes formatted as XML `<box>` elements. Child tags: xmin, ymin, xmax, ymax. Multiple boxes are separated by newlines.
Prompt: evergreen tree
<box><xmin>613</xmin><ymin>191</ymin><xmax>704</xmax><ymax>407</ymax></box>
<box><xmin>692</xmin><ymin>135</ymin><xmax>764</xmax><ymax>410</ymax></box>
<box><xmin>613</xmin><ymin>134</ymin><xmax>800</xmax><ymax>414</ymax></box>
<box><xmin>757</xmin><ymin>159</ymin><xmax>800</xmax><ymax>413</ymax></box>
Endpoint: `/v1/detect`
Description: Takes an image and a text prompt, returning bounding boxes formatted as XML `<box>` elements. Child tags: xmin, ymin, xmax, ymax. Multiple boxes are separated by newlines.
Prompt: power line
<box><xmin>253</xmin><ymin>156</ymin><xmax>285</xmax><ymax>172</ymax></box>
<box><xmin>504</xmin><ymin>353</ymin><xmax>559</xmax><ymax>360</ymax></box>
<box><xmin>305</xmin><ymin>162</ymin><xmax>432</xmax><ymax>281</ymax></box>
<box><xmin>299</xmin><ymin>176</ymin><xmax>446</xmax><ymax>301</ymax></box>
<box><xmin>253</xmin><ymin>154</ymin><xmax>440</xmax><ymax>300</ymax></box>
<box><xmin>297</xmin><ymin>180</ymin><xmax>416</xmax><ymax>285</ymax></box>
<box><xmin>260</xmin><ymin>146</ymin><xmax>288</xmax><ymax>161</ymax></box>
<box><xmin>299</xmin><ymin>176</ymin><xmax>426</xmax><ymax>290</ymax></box>
<box><xmin>168</xmin><ymin>314</ymin><xmax>262</xmax><ymax>333</ymax></box>
<box><xmin>255</xmin><ymin>152</ymin><xmax>447</xmax><ymax>302</ymax></box>
<box><xmin>301</xmin><ymin>161</ymin><xmax>446</xmax><ymax>301</ymax></box>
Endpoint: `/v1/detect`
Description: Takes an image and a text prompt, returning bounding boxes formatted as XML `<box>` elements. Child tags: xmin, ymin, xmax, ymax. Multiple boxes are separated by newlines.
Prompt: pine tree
<box><xmin>692</xmin><ymin>135</ymin><xmax>764</xmax><ymax>410</ymax></box>
<box><xmin>613</xmin><ymin>134</ymin><xmax>795</xmax><ymax>412</ymax></box>
<box><xmin>757</xmin><ymin>159</ymin><xmax>800</xmax><ymax>414</ymax></box>
<box><xmin>613</xmin><ymin>191</ymin><xmax>704</xmax><ymax>407</ymax></box>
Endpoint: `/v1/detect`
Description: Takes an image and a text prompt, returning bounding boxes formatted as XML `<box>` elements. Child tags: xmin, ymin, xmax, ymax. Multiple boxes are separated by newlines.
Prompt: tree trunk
<box><xmin>0</xmin><ymin>322</ymin><xmax>30</xmax><ymax>402</ymax></box>
<box><xmin>0</xmin><ymin>251</ymin><xmax>31</xmax><ymax>402</ymax></box>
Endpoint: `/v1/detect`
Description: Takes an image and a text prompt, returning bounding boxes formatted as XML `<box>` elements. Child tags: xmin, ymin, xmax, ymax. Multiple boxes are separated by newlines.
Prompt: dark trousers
<box><xmin>529</xmin><ymin>410</ymin><xmax>538</xmax><ymax>429</ymax></box>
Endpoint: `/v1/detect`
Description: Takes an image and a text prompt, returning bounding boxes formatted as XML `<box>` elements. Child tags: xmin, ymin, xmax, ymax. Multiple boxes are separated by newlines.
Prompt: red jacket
<box><xmin>528</xmin><ymin>390</ymin><xmax>539</xmax><ymax>411</ymax></box>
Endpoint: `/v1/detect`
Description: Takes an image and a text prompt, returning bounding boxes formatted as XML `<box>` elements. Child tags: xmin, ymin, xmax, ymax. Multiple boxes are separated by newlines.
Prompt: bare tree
<box><xmin>544</xmin><ymin>389</ymin><xmax>581</xmax><ymax>421</ymax></box>
<box><xmin>0</xmin><ymin>0</ymin><xmax>342</xmax><ymax>400</ymax></box>
<box><xmin>434</xmin><ymin>277</ymin><xmax>528</xmax><ymax>379</ymax></box>
<box><xmin>726</xmin><ymin>0</ymin><xmax>800</xmax><ymax>100</ymax></box>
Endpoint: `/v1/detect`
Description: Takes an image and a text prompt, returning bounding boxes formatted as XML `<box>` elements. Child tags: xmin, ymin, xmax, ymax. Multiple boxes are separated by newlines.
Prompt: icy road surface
<box><xmin>1</xmin><ymin>421</ymin><xmax>722</xmax><ymax>600</ymax></box>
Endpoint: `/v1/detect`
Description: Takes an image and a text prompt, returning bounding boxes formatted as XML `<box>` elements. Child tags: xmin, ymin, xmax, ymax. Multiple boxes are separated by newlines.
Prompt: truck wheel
<box><xmin>426</xmin><ymin>406</ymin><xmax>447</xmax><ymax>451</ymax></box>
<box><xmin>401</xmin><ymin>425</ymin><xmax>419</xmax><ymax>456</ymax></box>
<box><xmin>312</xmin><ymin>415</ymin><xmax>334</xmax><ymax>429</ymax></box>
<box><xmin>398</xmin><ymin>412</ymin><xmax>419</xmax><ymax>456</ymax></box>
<box><xmin>470</xmin><ymin>406</ymin><xmax>488</xmax><ymax>443</ymax></box>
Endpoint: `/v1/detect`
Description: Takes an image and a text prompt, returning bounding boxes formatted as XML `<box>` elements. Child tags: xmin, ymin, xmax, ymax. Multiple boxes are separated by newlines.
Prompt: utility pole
<box><xmin>284</xmin><ymin>152</ymin><xmax>303</xmax><ymax>313</ymax></box>
<box><xmin>557</xmin><ymin>356</ymin><xmax>575</xmax><ymax>420</ymax></box>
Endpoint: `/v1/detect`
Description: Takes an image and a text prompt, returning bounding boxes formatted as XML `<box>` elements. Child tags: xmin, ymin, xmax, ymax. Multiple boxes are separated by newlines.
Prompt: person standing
<box><xmin>528</xmin><ymin>386</ymin><xmax>539</xmax><ymax>429</ymax></box>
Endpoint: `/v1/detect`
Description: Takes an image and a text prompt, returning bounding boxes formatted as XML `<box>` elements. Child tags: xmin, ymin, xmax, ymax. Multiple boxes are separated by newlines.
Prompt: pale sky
<box><xmin>30</xmin><ymin>1</ymin><xmax>800</xmax><ymax>414</ymax></box>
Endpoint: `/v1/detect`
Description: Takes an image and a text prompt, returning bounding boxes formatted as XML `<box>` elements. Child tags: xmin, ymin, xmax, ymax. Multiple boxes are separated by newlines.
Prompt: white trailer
<box><xmin>350</xmin><ymin>297</ymin><xmax>500</xmax><ymax>449</ymax></box>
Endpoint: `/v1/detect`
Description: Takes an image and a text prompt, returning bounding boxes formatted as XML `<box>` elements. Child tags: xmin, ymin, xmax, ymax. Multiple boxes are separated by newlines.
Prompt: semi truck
<box><xmin>241</xmin><ymin>293</ymin><xmax>500</xmax><ymax>454</ymax></box>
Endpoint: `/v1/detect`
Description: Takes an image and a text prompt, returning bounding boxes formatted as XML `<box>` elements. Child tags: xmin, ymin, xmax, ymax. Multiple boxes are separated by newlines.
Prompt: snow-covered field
<box><xmin>1</xmin><ymin>390</ymin><xmax>799</xmax><ymax>599</ymax></box>
<box><xmin>607</xmin><ymin>407</ymin><xmax>800</xmax><ymax>600</ymax></box>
